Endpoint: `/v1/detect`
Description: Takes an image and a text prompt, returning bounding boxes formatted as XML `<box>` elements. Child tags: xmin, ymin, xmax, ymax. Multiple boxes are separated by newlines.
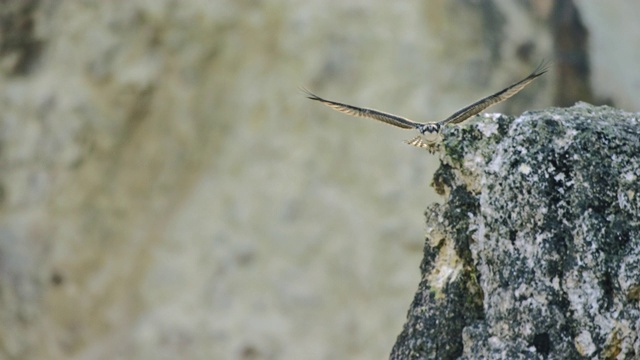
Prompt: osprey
<box><xmin>304</xmin><ymin>63</ymin><xmax>547</xmax><ymax>153</ymax></box>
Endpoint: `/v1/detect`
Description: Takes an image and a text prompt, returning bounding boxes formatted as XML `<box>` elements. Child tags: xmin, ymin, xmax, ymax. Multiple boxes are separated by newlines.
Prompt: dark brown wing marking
<box><xmin>302</xmin><ymin>88</ymin><xmax>420</xmax><ymax>130</ymax></box>
<box><xmin>438</xmin><ymin>62</ymin><xmax>548</xmax><ymax>126</ymax></box>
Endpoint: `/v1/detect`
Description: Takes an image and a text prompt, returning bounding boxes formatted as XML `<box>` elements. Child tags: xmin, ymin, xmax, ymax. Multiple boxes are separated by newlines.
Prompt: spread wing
<box><xmin>438</xmin><ymin>62</ymin><xmax>548</xmax><ymax>126</ymax></box>
<box><xmin>302</xmin><ymin>88</ymin><xmax>421</xmax><ymax>130</ymax></box>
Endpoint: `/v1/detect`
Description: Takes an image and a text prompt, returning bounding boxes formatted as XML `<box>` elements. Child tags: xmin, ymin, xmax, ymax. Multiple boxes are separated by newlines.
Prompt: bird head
<box><xmin>418</xmin><ymin>123</ymin><xmax>441</xmax><ymax>143</ymax></box>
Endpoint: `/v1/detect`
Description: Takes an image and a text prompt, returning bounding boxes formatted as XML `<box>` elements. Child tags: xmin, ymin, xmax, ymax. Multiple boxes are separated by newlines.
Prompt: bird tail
<box><xmin>406</xmin><ymin>136</ymin><xmax>429</xmax><ymax>148</ymax></box>
<box><xmin>406</xmin><ymin>136</ymin><xmax>438</xmax><ymax>154</ymax></box>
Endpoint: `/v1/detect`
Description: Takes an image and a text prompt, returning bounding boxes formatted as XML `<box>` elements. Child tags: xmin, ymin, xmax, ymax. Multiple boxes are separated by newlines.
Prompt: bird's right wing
<box><xmin>438</xmin><ymin>62</ymin><xmax>548</xmax><ymax>126</ymax></box>
<box><xmin>302</xmin><ymin>88</ymin><xmax>420</xmax><ymax>130</ymax></box>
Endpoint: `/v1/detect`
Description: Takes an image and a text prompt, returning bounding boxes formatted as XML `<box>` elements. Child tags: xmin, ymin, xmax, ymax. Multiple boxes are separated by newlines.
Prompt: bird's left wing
<box><xmin>302</xmin><ymin>88</ymin><xmax>420</xmax><ymax>130</ymax></box>
<box><xmin>438</xmin><ymin>62</ymin><xmax>548</xmax><ymax>126</ymax></box>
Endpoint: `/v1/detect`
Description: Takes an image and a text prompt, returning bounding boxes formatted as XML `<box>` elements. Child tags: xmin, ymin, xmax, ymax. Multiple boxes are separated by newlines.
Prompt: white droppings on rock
<box><xmin>574</xmin><ymin>330</ymin><xmax>596</xmax><ymax>356</ymax></box>
<box><xmin>483</xmin><ymin>113</ymin><xmax>503</xmax><ymax>121</ymax></box>
<box><xmin>554</xmin><ymin>128</ymin><xmax>578</xmax><ymax>149</ymax></box>
<box><xmin>518</xmin><ymin>163</ymin><xmax>532</xmax><ymax>175</ymax></box>
<box><xmin>623</xmin><ymin>171</ymin><xmax>637</xmax><ymax>182</ymax></box>
<box><xmin>487</xmin><ymin>152</ymin><xmax>504</xmax><ymax>174</ymax></box>
<box><xmin>618</xmin><ymin>191</ymin><xmax>630</xmax><ymax>210</ymax></box>
<box><xmin>476</xmin><ymin>121</ymin><xmax>499</xmax><ymax>138</ymax></box>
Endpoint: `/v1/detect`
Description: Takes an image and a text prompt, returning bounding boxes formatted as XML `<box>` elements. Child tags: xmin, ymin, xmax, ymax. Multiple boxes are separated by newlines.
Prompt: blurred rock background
<box><xmin>0</xmin><ymin>1</ymin><xmax>637</xmax><ymax>359</ymax></box>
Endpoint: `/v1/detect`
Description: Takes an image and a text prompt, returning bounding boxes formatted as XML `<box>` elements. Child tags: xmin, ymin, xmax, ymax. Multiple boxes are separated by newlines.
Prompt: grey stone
<box><xmin>391</xmin><ymin>104</ymin><xmax>640</xmax><ymax>360</ymax></box>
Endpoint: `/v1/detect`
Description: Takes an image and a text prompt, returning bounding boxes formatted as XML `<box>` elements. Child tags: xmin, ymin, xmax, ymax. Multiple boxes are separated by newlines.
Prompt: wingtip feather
<box><xmin>532</xmin><ymin>59</ymin><xmax>551</xmax><ymax>77</ymax></box>
<box><xmin>299</xmin><ymin>86</ymin><xmax>321</xmax><ymax>101</ymax></box>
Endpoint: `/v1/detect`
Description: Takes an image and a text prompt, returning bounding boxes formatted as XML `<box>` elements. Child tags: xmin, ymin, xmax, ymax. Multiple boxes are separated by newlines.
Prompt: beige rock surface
<box><xmin>0</xmin><ymin>1</ymin><xmax>635</xmax><ymax>359</ymax></box>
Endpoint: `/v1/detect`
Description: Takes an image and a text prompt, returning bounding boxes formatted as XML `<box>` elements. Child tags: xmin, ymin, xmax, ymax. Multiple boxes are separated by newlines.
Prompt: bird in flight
<box><xmin>303</xmin><ymin>62</ymin><xmax>547</xmax><ymax>153</ymax></box>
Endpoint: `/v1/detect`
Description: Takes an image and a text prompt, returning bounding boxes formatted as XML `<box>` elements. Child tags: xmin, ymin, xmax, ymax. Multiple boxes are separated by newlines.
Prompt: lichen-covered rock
<box><xmin>391</xmin><ymin>104</ymin><xmax>640</xmax><ymax>360</ymax></box>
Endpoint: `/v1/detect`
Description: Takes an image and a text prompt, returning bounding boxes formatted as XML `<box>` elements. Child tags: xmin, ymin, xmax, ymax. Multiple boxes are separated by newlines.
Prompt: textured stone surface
<box><xmin>391</xmin><ymin>104</ymin><xmax>640</xmax><ymax>359</ymax></box>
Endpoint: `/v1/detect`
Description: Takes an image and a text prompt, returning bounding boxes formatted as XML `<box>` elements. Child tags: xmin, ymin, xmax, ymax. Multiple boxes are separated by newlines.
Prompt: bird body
<box><xmin>304</xmin><ymin>63</ymin><xmax>547</xmax><ymax>153</ymax></box>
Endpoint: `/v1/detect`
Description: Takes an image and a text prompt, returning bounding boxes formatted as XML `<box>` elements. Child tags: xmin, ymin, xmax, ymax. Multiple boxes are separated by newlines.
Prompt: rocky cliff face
<box><xmin>0</xmin><ymin>1</ymin><xmax>639</xmax><ymax>359</ymax></box>
<box><xmin>391</xmin><ymin>104</ymin><xmax>640</xmax><ymax>359</ymax></box>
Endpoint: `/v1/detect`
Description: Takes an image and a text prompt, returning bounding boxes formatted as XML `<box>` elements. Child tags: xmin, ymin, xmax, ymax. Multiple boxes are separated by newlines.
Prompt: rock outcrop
<box><xmin>391</xmin><ymin>104</ymin><xmax>640</xmax><ymax>359</ymax></box>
